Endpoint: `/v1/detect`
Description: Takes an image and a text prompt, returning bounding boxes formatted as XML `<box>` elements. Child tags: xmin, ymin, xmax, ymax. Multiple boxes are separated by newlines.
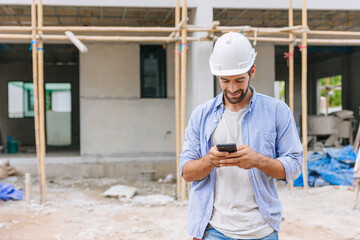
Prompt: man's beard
<box><xmin>224</xmin><ymin>85</ymin><xmax>249</xmax><ymax>104</ymax></box>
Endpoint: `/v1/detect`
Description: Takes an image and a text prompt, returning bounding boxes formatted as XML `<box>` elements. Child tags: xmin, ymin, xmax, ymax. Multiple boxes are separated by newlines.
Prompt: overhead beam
<box><xmin>3</xmin><ymin>6</ymin><xmax>21</xmax><ymax>25</ymax></box>
<box><xmin>100</xmin><ymin>6</ymin><xmax>103</xmax><ymax>26</ymax></box>
<box><xmin>77</xmin><ymin>7</ymin><xmax>83</xmax><ymax>25</ymax></box>
<box><xmin>121</xmin><ymin>7</ymin><xmax>127</xmax><ymax>25</ymax></box>
<box><xmin>226</xmin><ymin>10</ymin><xmax>248</xmax><ymax>25</ymax></box>
<box><xmin>214</xmin><ymin>8</ymin><xmax>227</xmax><ymax>19</ymax></box>
<box><xmin>53</xmin><ymin>7</ymin><xmax>62</xmax><ymax>26</ymax></box>
<box><xmin>260</xmin><ymin>10</ymin><xmax>286</xmax><ymax>27</ymax></box>
<box><xmin>247</xmin><ymin>9</ymin><xmax>270</xmax><ymax>25</ymax></box>
<box><xmin>142</xmin><ymin>8</ymin><xmax>150</xmax><ymax>26</ymax></box>
<box><xmin>161</xmin><ymin>8</ymin><xmax>174</xmax><ymax>25</ymax></box>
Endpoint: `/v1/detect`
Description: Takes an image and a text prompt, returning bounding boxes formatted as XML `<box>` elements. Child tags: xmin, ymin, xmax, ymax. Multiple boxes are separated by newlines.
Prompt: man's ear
<box><xmin>250</xmin><ymin>64</ymin><xmax>256</xmax><ymax>79</ymax></box>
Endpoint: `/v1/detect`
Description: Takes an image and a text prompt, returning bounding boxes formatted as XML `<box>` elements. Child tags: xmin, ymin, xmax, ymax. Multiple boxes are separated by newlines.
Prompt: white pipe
<box><xmin>65</xmin><ymin>31</ymin><xmax>88</xmax><ymax>53</ymax></box>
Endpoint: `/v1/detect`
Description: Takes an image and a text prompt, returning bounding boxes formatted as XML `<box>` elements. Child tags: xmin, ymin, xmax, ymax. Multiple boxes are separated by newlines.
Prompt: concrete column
<box><xmin>187</xmin><ymin>2</ymin><xmax>214</xmax><ymax>119</ymax></box>
<box><xmin>252</xmin><ymin>43</ymin><xmax>275</xmax><ymax>97</ymax></box>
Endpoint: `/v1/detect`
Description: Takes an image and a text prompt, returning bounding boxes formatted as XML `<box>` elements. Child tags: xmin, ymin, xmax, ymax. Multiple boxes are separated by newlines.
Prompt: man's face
<box><xmin>218</xmin><ymin>72</ymin><xmax>250</xmax><ymax>104</ymax></box>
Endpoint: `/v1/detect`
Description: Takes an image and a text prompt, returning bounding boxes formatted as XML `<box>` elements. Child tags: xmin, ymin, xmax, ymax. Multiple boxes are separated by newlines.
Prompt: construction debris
<box><xmin>0</xmin><ymin>183</ymin><xmax>23</xmax><ymax>201</ymax></box>
<box><xmin>294</xmin><ymin>145</ymin><xmax>357</xmax><ymax>187</ymax></box>
<box><xmin>0</xmin><ymin>161</ymin><xmax>16</xmax><ymax>180</ymax></box>
<box><xmin>103</xmin><ymin>185</ymin><xmax>137</xmax><ymax>199</ymax></box>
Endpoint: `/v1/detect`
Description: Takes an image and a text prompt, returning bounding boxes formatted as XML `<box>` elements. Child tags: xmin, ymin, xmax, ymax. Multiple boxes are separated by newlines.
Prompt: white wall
<box><xmin>80</xmin><ymin>43</ymin><xmax>175</xmax><ymax>156</ymax></box>
<box><xmin>46</xmin><ymin>111</ymin><xmax>72</xmax><ymax>146</ymax></box>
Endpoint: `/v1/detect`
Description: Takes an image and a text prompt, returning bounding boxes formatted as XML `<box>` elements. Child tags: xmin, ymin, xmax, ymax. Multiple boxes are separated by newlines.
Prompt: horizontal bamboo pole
<box><xmin>4</xmin><ymin>26</ymin><xmax>360</xmax><ymax>40</ymax></box>
<box><xmin>0</xmin><ymin>34</ymin><xmax>32</xmax><ymax>39</ymax></box>
<box><xmin>0</xmin><ymin>26</ymin><xmax>177</xmax><ymax>32</ymax></box>
<box><xmin>309</xmin><ymin>30</ymin><xmax>360</xmax><ymax>37</ymax></box>
<box><xmin>0</xmin><ymin>25</ymin><xmax>303</xmax><ymax>33</ymax></box>
<box><xmin>3</xmin><ymin>26</ymin><xmax>360</xmax><ymax>38</ymax></box>
<box><xmin>306</xmin><ymin>38</ymin><xmax>360</xmax><ymax>45</ymax></box>
<box><xmin>3</xmin><ymin>33</ymin><xmax>360</xmax><ymax>45</ymax></box>
<box><xmin>0</xmin><ymin>34</ymin><xmax>173</xmax><ymax>42</ymax></box>
<box><xmin>187</xmin><ymin>25</ymin><xmax>307</xmax><ymax>33</ymax></box>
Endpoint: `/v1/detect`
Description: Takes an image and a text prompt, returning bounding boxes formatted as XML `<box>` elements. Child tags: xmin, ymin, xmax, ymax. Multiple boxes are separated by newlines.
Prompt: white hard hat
<box><xmin>209</xmin><ymin>32</ymin><xmax>257</xmax><ymax>76</ymax></box>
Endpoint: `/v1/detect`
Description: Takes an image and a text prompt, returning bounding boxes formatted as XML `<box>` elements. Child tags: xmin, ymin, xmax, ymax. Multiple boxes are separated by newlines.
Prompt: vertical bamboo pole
<box><xmin>31</xmin><ymin>0</ymin><xmax>41</xmax><ymax>197</ymax></box>
<box><xmin>175</xmin><ymin>0</ymin><xmax>181</xmax><ymax>200</ymax></box>
<box><xmin>288</xmin><ymin>0</ymin><xmax>295</xmax><ymax>191</ymax></box>
<box><xmin>301</xmin><ymin>0</ymin><xmax>309</xmax><ymax>191</ymax></box>
<box><xmin>37</xmin><ymin>0</ymin><xmax>47</xmax><ymax>203</ymax></box>
<box><xmin>180</xmin><ymin>0</ymin><xmax>188</xmax><ymax>201</ymax></box>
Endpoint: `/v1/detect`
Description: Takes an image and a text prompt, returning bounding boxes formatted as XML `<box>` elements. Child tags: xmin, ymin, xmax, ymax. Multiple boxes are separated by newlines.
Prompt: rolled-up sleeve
<box><xmin>180</xmin><ymin>108</ymin><xmax>201</xmax><ymax>177</ymax></box>
<box><xmin>275</xmin><ymin>102</ymin><xmax>304</xmax><ymax>183</ymax></box>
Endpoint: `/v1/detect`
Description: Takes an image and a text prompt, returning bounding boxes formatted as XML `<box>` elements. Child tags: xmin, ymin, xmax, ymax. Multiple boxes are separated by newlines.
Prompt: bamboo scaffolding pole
<box><xmin>5</xmin><ymin>33</ymin><xmax>360</xmax><ymax>45</ymax></box>
<box><xmin>169</xmin><ymin>17</ymin><xmax>188</xmax><ymax>39</ymax></box>
<box><xmin>42</xmin><ymin>35</ymin><xmax>175</xmax><ymax>42</ymax></box>
<box><xmin>0</xmin><ymin>26</ymin><xmax>177</xmax><ymax>32</ymax></box>
<box><xmin>288</xmin><ymin>0</ymin><xmax>295</xmax><ymax>191</ymax></box>
<box><xmin>31</xmin><ymin>0</ymin><xmax>41</xmax><ymax>203</ymax></box>
<box><xmin>0</xmin><ymin>34</ymin><xmax>32</xmax><ymax>39</ymax></box>
<box><xmin>207</xmin><ymin>21</ymin><xmax>220</xmax><ymax>38</ymax></box>
<box><xmin>37</xmin><ymin>0</ymin><xmax>47</xmax><ymax>203</ymax></box>
<box><xmin>0</xmin><ymin>25</ymin><xmax>305</xmax><ymax>34</ymax></box>
<box><xmin>180</xmin><ymin>0</ymin><xmax>188</xmax><ymax>201</ymax></box>
<box><xmin>175</xmin><ymin>0</ymin><xmax>181</xmax><ymax>200</ymax></box>
<box><xmin>4</xmin><ymin>24</ymin><xmax>360</xmax><ymax>37</ymax></box>
<box><xmin>308</xmin><ymin>30</ymin><xmax>360</xmax><ymax>37</ymax></box>
<box><xmin>301</xmin><ymin>0</ymin><xmax>309</xmax><ymax>191</ymax></box>
<box><xmin>187</xmin><ymin>25</ymin><xmax>307</xmax><ymax>33</ymax></box>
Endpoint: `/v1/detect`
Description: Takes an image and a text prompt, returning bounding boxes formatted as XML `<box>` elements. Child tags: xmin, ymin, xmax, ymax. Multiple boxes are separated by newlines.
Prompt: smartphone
<box><xmin>216</xmin><ymin>143</ymin><xmax>237</xmax><ymax>153</ymax></box>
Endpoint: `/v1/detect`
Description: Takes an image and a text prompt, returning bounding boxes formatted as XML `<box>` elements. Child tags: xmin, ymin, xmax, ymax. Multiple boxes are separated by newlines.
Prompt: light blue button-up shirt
<box><xmin>180</xmin><ymin>87</ymin><xmax>303</xmax><ymax>239</ymax></box>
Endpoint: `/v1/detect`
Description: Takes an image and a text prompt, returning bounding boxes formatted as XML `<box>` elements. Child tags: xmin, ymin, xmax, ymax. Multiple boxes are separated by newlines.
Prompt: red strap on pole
<box><xmin>297</xmin><ymin>44</ymin><xmax>307</xmax><ymax>51</ymax></box>
<box><xmin>283</xmin><ymin>51</ymin><xmax>294</xmax><ymax>67</ymax></box>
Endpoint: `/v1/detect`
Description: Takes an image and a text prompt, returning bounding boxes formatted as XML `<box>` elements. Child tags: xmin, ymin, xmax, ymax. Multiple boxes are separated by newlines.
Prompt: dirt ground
<box><xmin>1</xmin><ymin>176</ymin><xmax>360</xmax><ymax>240</ymax></box>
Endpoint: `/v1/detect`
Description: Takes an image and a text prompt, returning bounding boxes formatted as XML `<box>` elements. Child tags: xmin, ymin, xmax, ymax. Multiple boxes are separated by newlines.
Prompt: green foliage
<box><xmin>319</xmin><ymin>75</ymin><xmax>342</xmax><ymax>107</ymax></box>
<box><xmin>279</xmin><ymin>81</ymin><xmax>285</xmax><ymax>102</ymax></box>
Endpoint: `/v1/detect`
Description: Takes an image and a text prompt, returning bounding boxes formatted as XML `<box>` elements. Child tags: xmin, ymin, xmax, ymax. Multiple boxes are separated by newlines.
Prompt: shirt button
<box><xmin>214</xmin><ymin>119</ymin><xmax>218</xmax><ymax>123</ymax></box>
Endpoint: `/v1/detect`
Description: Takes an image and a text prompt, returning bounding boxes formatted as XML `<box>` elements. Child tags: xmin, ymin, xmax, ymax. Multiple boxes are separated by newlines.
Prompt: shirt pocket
<box><xmin>254</xmin><ymin>130</ymin><xmax>276</xmax><ymax>158</ymax></box>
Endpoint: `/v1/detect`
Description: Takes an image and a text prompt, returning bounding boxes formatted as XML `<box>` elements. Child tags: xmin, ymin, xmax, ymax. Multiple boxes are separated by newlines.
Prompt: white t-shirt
<box><xmin>209</xmin><ymin>106</ymin><xmax>274</xmax><ymax>239</ymax></box>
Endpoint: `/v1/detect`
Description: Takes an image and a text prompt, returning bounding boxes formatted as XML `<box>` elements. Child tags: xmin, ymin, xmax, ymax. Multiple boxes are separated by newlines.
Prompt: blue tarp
<box><xmin>294</xmin><ymin>145</ymin><xmax>357</xmax><ymax>187</ymax></box>
<box><xmin>0</xmin><ymin>183</ymin><xmax>23</xmax><ymax>201</ymax></box>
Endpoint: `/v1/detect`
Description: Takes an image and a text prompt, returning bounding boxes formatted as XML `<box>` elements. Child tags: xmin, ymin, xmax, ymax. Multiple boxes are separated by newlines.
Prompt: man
<box><xmin>180</xmin><ymin>32</ymin><xmax>303</xmax><ymax>240</ymax></box>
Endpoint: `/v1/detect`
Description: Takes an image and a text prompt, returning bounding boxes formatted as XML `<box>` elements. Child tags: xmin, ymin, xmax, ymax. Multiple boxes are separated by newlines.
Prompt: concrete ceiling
<box><xmin>214</xmin><ymin>9</ymin><xmax>360</xmax><ymax>31</ymax></box>
<box><xmin>0</xmin><ymin>6</ymin><xmax>178</xmax><ymax>26</ymax></box>
<box><xmin>0</xmin><ymin>44</ymin><xmax>78</xmax><ymax>64</ymax></box>
<box><xmin>0</xmin><ymin>6</ymin><xmax>359</xmax><ymax>31</ymax></box>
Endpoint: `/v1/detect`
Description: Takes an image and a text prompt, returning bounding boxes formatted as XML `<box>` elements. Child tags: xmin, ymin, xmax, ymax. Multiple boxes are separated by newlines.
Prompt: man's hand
<box><xmin>219</xmin><ymin>145</ymin><xmax>259</xmax><ymax>169</ymax></box>
<box><xmin>207</xmin><ymin>145</ymin><xmax>230</xmax><ymax>167</ymax></box>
